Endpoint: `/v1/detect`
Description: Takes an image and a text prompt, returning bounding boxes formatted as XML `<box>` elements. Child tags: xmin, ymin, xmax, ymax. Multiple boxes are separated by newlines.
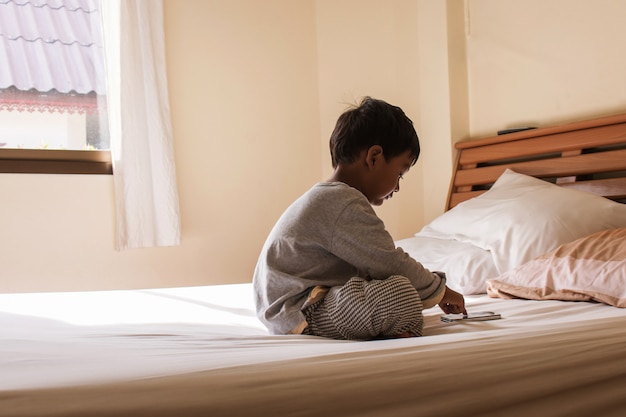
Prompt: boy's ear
<box><xmin>365</xmin><ymin>145</ymin><xmax>384</xmax><ymax>169</ymax></box>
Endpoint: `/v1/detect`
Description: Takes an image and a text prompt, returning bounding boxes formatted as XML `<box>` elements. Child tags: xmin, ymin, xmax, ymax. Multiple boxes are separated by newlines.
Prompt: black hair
<box><xmin>329</xmin><ymin>97</ymin><xmax>420</xmax><ymax>168</ymax></box>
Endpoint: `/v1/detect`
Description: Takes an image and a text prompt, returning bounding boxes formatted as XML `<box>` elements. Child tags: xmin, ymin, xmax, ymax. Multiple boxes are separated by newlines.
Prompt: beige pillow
<box><xmin>487</xmin><ymin>228</ymin><xmax>626</xmax><ymax>308</ymax></box>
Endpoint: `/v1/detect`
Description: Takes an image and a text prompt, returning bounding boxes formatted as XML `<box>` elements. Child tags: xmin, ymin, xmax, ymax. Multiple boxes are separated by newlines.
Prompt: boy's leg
<box><xmin>303</xmin><ymin>276</ymin><xmax>423</xmax><ymax>340</ymax></box>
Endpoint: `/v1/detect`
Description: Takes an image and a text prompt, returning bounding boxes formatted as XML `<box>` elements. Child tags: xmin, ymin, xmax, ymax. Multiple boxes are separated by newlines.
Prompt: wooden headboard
<box><xmin>447</xmin><ymin>112</ymin><xmax>626</xmax><ymax>210</ymax></box>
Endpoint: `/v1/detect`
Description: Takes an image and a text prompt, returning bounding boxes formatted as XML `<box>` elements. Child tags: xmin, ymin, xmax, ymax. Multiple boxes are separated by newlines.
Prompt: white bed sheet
<box><xmin>2</xmin><ymin>283</ymin><xmax>626</xmax><ymax>417</ymax></box>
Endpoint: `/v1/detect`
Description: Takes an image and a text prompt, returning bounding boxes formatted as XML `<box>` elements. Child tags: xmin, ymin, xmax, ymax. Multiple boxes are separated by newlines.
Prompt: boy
<box><xmin>253</xmin><ymin>97</ymin><xmax>466</xmax><ymax>340</ymax></box>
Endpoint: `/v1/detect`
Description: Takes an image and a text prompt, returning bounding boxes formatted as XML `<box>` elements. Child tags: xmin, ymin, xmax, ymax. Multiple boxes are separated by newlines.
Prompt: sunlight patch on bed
<box><xmin>0</xmin><ymin>283</ymin><xmax>263</xmax><ymax>328</ymax></box>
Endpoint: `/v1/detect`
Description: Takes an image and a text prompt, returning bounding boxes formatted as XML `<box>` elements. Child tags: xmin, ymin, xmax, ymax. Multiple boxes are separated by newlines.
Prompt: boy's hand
<box><xmin>438</xmin><ymin>286</ymin><xmax>467</xmax><ymax>315</ymax></box>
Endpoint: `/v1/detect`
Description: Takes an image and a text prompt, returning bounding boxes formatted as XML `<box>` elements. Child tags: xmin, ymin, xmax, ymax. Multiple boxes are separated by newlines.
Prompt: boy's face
<box><xmin>367</xmin><ymin>149</ymin><xmax>414</xmax><ymax>206</ymax></box>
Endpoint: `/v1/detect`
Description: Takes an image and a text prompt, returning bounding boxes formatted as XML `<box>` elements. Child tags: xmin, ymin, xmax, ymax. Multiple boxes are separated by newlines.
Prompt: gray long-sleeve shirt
<box><xmin>253</xmin><ymin>182</ymin><xmax>446</xmax><ymax>335</ymax></box>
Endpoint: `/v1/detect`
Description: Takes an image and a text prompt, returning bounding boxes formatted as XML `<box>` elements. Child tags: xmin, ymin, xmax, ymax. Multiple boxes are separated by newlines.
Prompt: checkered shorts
<box><xmin>302</xmin><ymin>276</ymin><xmax>424</xmax><ymax>340</ymax></box>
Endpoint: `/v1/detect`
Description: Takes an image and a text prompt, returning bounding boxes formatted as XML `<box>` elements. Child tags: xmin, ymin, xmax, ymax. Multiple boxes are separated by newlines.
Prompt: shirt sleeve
<box><xmin>329</xmin><ymin>197</ymin><xmax>446</xmax><ymax>306</ymax></box>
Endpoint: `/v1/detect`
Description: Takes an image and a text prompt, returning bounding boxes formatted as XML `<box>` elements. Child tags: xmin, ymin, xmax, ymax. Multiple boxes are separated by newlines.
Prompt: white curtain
<box><xmin>101</xmin><ymin>0</ymin><xmax>181</xmax><ymax>250</ymax></box>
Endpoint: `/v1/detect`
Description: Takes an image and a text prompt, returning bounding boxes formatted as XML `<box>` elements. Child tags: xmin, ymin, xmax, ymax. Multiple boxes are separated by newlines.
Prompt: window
<box><xmin>0</xmin><ymin>0</ymin><xmax>111</xmax><ymax>174</ymax></box>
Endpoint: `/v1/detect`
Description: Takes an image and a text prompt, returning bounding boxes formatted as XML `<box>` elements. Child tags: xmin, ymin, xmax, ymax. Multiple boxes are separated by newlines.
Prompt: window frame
<box><xmin>0</xmin><ymin>148</ymin><xmax>112</xmax><ymax>175</ymax></box>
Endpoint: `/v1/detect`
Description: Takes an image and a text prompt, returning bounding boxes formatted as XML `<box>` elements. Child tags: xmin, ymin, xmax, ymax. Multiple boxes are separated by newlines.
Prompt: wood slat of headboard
<box><xmin>455</xmin><ymin>112</ymin><xmax>626</xmax><ymax>150</ymax></box>
<box><xmin>454</xmin><ymin>148</ymin><xmax>626</xmax><ymax>188</ymax></box>
<box><xmin>449</xmin><ymin>176</ymin><xmax>626</xmax><ymax>209</ymax></box>
<box><xmin>560</xmin><ymin>177</ymin><xmax>626</xmax><ymax>199</ymax></box>
<box><xmin>458</xmin><ymin>123</ymin><xmax>626</xmax><ymax>167</ymax></box>
<box><xmin>447</xmin><ymin>112</ymin><xmax>626</xmax><ymax>210</ymax></box>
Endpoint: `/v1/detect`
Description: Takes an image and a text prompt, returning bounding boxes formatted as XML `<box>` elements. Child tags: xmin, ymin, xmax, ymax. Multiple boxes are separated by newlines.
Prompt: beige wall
<box><xmin>1</xmin><ymin>0</ymin><xmax>625</xmax><ymax>293</ymax></box>
<box><xmin>316</xmin><ymin>0</ymin><xmax>426</xmax><ymax>239</ymax></box>
<box><xmin>0</xmin><ymin>0</ymin><xmax>322</xmax><ymax>292</ymax></box>
<box><xmin>466</xmin><ymin>0</ymin><xmax>626</xmax><ymax>136</ymax></box>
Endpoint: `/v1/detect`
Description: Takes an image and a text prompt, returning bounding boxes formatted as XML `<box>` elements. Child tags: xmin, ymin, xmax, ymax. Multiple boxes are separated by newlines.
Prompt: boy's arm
<box><xmin>330</xmin><ymin>199</ymin><xmax>446</xmax><ymax>306</ymax></box>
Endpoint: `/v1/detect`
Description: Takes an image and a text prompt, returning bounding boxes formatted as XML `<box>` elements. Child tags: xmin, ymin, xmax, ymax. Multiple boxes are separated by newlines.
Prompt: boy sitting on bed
<box><xmin>253</xmin><ymin>97</ymin><xmax>466</xmax><ymax>340</ymax></box>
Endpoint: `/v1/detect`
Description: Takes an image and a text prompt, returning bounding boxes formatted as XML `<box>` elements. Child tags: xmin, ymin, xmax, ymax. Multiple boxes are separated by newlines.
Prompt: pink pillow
<box><xmin>487</xmin><ymin>228</ymin><xmax>626</xmax><ymax>307</ymax></box>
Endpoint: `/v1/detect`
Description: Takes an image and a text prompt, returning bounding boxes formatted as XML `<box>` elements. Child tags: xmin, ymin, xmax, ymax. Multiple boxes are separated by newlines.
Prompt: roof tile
<box><xmin>0</xmin><ymin>0</ymin><xmax>105</xmax><ymax>94</ymax></box>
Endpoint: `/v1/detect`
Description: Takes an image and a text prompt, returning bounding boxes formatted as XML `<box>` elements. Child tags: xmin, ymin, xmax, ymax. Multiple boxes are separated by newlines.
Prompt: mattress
<box><xmin>2</xmin><ymin>282</ymin><xmax>626</xmax><ymax>417</ymax></box>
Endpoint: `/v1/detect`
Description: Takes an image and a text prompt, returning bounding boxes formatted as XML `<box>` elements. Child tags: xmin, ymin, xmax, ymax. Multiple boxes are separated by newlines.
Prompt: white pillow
<box><xmin>418</xmin><ymin>169</ymin><xmax>626</xmax><ymax>274</ymax></box>
<box><xmin>396</xmin><ymin>235</ymin><xmax>499</xmax><ymax>295</ymax></box>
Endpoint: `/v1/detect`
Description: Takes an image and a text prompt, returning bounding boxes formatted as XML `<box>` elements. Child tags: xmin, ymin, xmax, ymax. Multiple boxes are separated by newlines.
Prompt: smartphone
<box><xmin>441</xmin><ymin>311</ymin><xmax>501</xmax><ymax>323</ymax></box>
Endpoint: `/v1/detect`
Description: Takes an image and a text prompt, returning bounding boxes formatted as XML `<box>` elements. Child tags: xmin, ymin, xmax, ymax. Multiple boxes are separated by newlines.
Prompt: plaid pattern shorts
<box><xmin>302</xmin><ymin>276</ymin><xmax>424</xmax><ymax>340</ymax></box>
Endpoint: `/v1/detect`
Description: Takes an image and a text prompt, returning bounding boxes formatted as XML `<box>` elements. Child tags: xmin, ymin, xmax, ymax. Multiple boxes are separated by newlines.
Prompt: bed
<box><xmin>2</xmin><ymin>112</ymin><xmax>626</xmax><ymax>417</ymax></box>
